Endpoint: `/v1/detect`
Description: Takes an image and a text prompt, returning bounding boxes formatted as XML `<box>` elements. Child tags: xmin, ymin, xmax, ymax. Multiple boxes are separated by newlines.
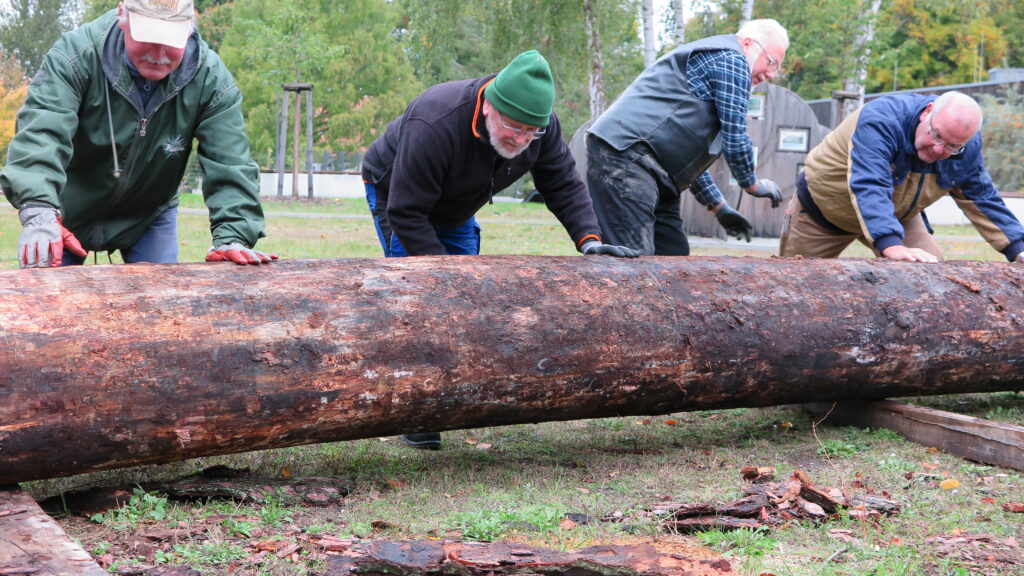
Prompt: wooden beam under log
<box><xmin>1</xmin><ymin>256</ymin><xmax>1022</xmax><ymax>484</ymax></box>
<box><xmin>806</xmin><ymin>400</ymin><xmax>1024</xmax><ymax>470</ymax></box>
<box><xmin>0</xmin><ymin>487</ymin><xmax>108</xmax><ymax>575</ymax></box>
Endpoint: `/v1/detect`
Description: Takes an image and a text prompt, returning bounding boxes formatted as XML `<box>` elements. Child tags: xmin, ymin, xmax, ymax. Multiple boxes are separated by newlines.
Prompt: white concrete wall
<box><xmin>923</xmin><ymin>196</ymin><xmax>1024</xmax><ymax>226</ymax></box>
<box><xmin>250</xmin><ymin>171</ymin><xmax>1024</xmax><ymax>228</ymax></box>
<box><xmin>258</xmin><ymin>172</ymin><xmax>365</xmax><ymax>199</ymax></box>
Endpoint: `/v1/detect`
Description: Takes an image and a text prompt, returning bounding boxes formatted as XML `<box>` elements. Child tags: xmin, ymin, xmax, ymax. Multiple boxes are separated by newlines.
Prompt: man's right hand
<box><xmin>714</xmin><ymin>203</ymin><xmax>753</xmax><ymax>242</ymax></box>
<box><xmin>18</xmin><ymin>205</ymin><xmax>87</xmax><ymax>268</ymax></box>
<box><xmin>881</xmin><ymin>245</ymin><xmax>939</xmax><ymax>263</ymax></box>
<box><xmin>745</xmin><ymin>179</ymin><xmax>782</xmax><ymax>208</ymax></box>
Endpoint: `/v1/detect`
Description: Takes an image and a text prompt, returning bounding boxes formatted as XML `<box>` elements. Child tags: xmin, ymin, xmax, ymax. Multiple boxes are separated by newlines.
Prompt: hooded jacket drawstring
<box><xmin>104</xmin><ymin>79</ymin><xmax>122</xmax><ymax>179</ymax></box>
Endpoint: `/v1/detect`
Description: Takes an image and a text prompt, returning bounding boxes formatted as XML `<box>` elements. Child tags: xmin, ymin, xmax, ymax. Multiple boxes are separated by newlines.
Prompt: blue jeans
<box><xmin>365</xmin><ymin>182</ymin><xmax>481</xmax><ymax>257</ymax></box>
<box><xmin>62</xmin><ymin>207</ymin><xmax>179</xmax><ymax>265</ymax></box>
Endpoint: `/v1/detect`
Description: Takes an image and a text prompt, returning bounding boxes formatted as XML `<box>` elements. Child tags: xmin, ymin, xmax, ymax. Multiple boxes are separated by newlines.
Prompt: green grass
<box><xmin>6</xmin><ymin>196</ymin><xmax>1023</xmax><ymax>576</ymax></box>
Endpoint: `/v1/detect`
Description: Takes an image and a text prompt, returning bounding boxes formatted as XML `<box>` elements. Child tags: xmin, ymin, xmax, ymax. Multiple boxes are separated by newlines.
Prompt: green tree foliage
<box><xmin>678</xmin><ymin>0</ymin><xmax>1024</xmax><ymax>99</ymax></box>
<box><xmin>401</xmin><ymin>0</ymin><xmax>643</xmax><ymax>136</ymax></box>
<box><xmin>214</xmin><ymin>0</ymin><xmax>424</xmax><ymax>165</ymax></box>
<box><xmin>868</xmin><ymin>0</ymin><xmax>1012</xmax><ymax>92</ymax></box>
<box><xmin>0</xmin><ymin>0</ymin><xmax>82</xmax><ymax>77</ymax></box>
<box><xmin>978</xmin><ymin>89</ymin><xmax>1024</xmax><ymax>194</ymax></box>
<box><xmin>756</xmin><ymin>0</ymin><xmax>873</xmax><ymax>100</ymax></box>
<box><xmin>0</xmin><ymin>52</ymin><xmax>27</xmax><ymax>165</ymax></box>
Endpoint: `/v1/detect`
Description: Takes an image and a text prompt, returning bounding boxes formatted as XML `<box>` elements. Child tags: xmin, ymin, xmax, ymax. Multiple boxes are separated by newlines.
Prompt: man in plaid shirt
<box><xmin>586</xmin><ymin>19</ymin><xmax>789</xmax><ymax>255</ymax></box>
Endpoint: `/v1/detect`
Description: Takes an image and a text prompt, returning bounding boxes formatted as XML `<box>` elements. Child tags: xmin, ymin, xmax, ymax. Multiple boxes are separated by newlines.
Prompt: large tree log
<box><xmin>1</xmin><ymin>256</ymin><xmax>1022</xmax><ymax>484</ymax></box>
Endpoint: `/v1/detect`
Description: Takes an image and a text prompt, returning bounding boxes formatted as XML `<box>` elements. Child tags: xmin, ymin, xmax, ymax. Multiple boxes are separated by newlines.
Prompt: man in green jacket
<box><xmin>1</xmin><ymin>0</ymin><xmax>275</xmax><ymax>268</ymax></box>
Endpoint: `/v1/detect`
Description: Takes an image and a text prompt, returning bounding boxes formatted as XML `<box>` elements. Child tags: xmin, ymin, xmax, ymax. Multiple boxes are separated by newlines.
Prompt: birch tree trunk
<box><xmin>740</xmin><ymin>0</ymin><xmax>754</xmax><ymax>25</ymax></box>
<box><xmin>841</xmin><ymin>0</ymin><xmax>884</xmax><ymax>120</ymax></box>
<box><xmin>583</xmin><ymin>0</ymin><xmax>606</xmax><ymax>116</ymax></box>
<box><xmin>673</xmin><ymin>0</ymin><xmax>686</xmax><ymax>46</ymax></box>
<box><xmin>641</xmin><ymin>0</ymin><xmax>656</xmax><ymax>67</ymax></box>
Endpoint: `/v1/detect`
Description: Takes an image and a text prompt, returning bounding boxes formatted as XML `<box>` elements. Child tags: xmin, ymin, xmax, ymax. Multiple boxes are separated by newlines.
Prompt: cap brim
<box><xmin>128</xmin><ymin>11</ymin><xmax>192</xmax><ymax>49</ymax></box>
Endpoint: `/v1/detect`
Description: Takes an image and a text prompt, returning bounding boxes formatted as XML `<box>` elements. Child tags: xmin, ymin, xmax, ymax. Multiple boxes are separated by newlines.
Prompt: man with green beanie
<box><xmin>361</xmin><ymin>49</ymin><xmax>637</xmax><ymax>450</ymax></box>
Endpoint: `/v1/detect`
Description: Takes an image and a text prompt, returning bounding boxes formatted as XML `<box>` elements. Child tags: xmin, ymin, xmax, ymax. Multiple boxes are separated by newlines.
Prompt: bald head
<box><xmin>932</xmin><ymin>91</ymin><xmax>983</xmax><ymax>137</ymax></box>
<box><xmin>915</xmin><ymin>91</ymin><xmax>982</xmax><ymax>163</ymax></box>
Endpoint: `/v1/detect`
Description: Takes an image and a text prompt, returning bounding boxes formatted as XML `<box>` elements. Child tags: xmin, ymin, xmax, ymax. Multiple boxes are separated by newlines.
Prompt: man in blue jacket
<box><xmin>780</xmin><ymin>91</ymin><xmax>1024</xmax><ymax>263</ymax></box>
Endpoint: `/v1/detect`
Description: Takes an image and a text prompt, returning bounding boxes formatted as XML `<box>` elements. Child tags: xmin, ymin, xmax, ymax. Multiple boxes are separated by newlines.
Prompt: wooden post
<box><xmin>1</xmin><ymin>256</ymin><xmax>1022</xmax><ymax>484</ymax></box>
<box><xmin>292</xmin><ymin>91</ymin><xmax>301</xmax><ymax>197</ymax></box>
<box><xmin>306</xmin><ymin>88</ymin><xmax>315</xmax><ymax>198</ymax></box>
<box><xmin>275</xmin><ymin>91</ymin><xmax>289</xmax><ymax>198</ymax></box>
<box><xmin>280</xmin><ymin>83</ymin><xmax>314</xmax><ymax>198</ymax></box>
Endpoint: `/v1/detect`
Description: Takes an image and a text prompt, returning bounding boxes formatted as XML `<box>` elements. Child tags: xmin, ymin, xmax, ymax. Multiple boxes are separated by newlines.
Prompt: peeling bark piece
<box><xmin>665</xmin><ymin>517</ymin><xmax>764</xmax><ymax>533</ymax></box>
<box><xmin>719</xmin><ymin>493</ymin><xmax>769</xmax><ymax>518</ymax></box>
<box><xmin>850</xmin><ymin>494</ymin><xmax>901</xmax><ymax>515</ymax></box>
<box><xmin>797</xmin><ymin>482</ymin><xmax>843</xmax><ymax>514</ymax></box>
<box><xmin>326</xmin><ymin>539</ymin><xmax>737</xmax><ymax>576</ymax></box>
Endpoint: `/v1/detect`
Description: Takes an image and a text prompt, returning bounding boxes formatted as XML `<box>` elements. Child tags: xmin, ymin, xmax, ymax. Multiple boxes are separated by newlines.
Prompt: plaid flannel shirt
<box><xmin>685</xmin><ymin>49</ymin><xmax>757</xmax><ymax>208</ymax></box>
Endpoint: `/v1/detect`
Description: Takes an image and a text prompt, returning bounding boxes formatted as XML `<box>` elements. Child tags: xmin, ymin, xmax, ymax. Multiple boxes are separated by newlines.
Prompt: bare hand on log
<box><xmin>881</xmin><ymin>245</ymin><xmax>939</xmax><ymax>263</ymax></box>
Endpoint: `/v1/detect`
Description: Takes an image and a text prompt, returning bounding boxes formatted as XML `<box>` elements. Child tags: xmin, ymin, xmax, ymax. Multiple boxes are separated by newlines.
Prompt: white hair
<box><xmin>737</xmin><ymin>19</ymin><xmax>789</xmax><ymax>51</ymax></box>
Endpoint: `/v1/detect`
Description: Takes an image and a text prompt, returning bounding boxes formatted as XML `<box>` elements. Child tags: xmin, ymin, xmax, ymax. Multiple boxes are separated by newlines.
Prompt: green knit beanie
<box><xmin>484</xmin><ymin>50</ymin><xmax>554</xmax><ymax>128</ymax></box>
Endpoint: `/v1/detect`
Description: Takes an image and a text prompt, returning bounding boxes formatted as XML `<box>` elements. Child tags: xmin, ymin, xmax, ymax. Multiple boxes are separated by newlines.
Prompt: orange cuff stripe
<box><xmin>576</xmin><ymin>234</ymin><xmax>600</xmax><ymax>248</ymax></box>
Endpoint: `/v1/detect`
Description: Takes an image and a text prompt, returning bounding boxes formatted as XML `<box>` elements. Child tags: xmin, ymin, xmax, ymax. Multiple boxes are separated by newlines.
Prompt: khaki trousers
<box><xmin>778</xmin><ymin>195</ymin><xmax>944</xmax><ymax>260</ymax></box>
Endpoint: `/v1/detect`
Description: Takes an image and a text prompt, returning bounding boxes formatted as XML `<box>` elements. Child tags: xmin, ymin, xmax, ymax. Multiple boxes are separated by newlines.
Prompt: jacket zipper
<box><xmin>898</xmin><ymin>173</ymin><xmax>925</xmax><ymax>221</ymax></box>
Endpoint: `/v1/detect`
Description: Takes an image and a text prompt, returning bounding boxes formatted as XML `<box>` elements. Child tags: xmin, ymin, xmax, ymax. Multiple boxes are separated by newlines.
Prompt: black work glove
<box><xmin>581</xmin><ymin>239</ymin><xmax>640</xmax><ymax>258</ymax></box>
<box><xmin>715</xmin><ymin>204</ymin><xmax>753</xmax><ymax>242</ymax></box>
<box><xmin>745</xmin><ymin>178</ymin><xmax>782</xmax><ymax>208</ymax></box>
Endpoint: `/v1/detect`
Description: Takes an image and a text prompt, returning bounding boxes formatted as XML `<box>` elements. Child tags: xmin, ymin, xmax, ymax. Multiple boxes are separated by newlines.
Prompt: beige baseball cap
<box><xmin>124</xmin><ymin>0</ymin><xmax>195</xmax><ymax>49</ymax></box>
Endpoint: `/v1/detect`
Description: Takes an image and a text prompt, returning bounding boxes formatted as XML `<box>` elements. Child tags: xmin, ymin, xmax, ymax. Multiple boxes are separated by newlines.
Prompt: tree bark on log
<box><xmin>1</xmin><ymin>256</ymin><xmax>1022</xmax><ymax>484</ymax></box>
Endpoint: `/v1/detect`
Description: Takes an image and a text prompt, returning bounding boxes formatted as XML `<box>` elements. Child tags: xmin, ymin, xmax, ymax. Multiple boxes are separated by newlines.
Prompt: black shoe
<box><xmin>401</xmin><ymin>432</ymin><xmax>442</xmax><ymax>450</ymax></box>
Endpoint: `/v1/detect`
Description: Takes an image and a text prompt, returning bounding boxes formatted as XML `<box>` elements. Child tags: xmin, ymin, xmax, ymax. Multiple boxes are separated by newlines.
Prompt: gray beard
<box><xmin>485</xmin><ymin>112</ymin><xmax>528</xmax><ymax>159</ymax></box>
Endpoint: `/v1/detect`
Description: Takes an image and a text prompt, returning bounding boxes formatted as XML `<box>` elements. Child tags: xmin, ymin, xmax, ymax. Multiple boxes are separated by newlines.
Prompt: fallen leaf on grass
<box><xmin>663</xmin><ymin>420</ymin><xmax>678</xmax><ymax>426</ymax></box>
<box><xmin>577</xmin><ymin>487</ymin><xmax>591</xmax><ymax>494</ymax></box>
<box><xmin>385</xmin><ymin>478</ymin><xmax>405</xmax><ymax>490</ymax></box>
<box><xmin>475</xmin><ymin>443</ymin><xmax>492</xmax><ymax>450</ymax></box>
<box><xmin>828</xmin><ymin>529</ymin><xmax>863</xmax><ymax>545</ymax></box>
<box><xmin>939</xmin><ymin>478</ymin><xmax>960</xmax><ymax>490</ymax></box>
<box><xmin>980</xmin><ymin>497</ymin><xmax>998</xmax><ymax>504</ymax></box>
<box><xmin>1003</xmin><ymin>502</ymin><xmax>1024</xmax><ymax>513</ymax></box>
<box><xmin>559</xmin><ymin>517</ymin><xmax>577</xmax><ymax>530</ymax></box>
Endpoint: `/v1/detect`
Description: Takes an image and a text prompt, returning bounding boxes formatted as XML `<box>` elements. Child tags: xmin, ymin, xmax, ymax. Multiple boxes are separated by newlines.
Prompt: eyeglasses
<box><xmin>751</xmin><ymin>38</ymin><xmax>781</xmax><ymax>72</ymax></box>
<box><xmin>496</xmin><ymin>110</ymin><xmax>546</xmax><ymax>138</ymax></box>
<box><xmin>926</xmin><ymin>113</ymin><xmax>966</xmax><ymax>155</ymax></box>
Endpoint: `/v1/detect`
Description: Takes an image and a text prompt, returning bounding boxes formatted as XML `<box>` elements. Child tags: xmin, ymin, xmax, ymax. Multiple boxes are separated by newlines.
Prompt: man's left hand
<box><xmin>581</xmin><ymin>240</ymin><xmax>640</xmax><ymax>258</ymax></box>
<box><xmin>745</xmin><ymin>179</ymin><xmax>782</xmax><ymax>208</ymax></box>
<box><xmin>206</xmin><ymin>243</ymin><xmax>278</xmax><ymax>265</ymax></box>
<box><xmin>1016</xmin><ymin>253</ymin><xmax>1024</xmax><ymax>263</ymax></box>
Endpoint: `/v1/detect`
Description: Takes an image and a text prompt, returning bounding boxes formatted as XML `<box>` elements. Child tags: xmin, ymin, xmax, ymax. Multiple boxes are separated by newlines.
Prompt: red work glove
<box><xmin>17</xmin><ymin>205</ymin><xmax>87</xmax><ymax>268</ymax></box>
<box><xmin>206</xmin><ymin>242</ymin><xmax>278</xmax><ymax>265</ymax></box>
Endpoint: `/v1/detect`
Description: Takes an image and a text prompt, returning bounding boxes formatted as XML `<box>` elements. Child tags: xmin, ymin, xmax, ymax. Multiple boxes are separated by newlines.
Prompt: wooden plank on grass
<box><xmin>807</xmin><ymin>400</ymin><xmax>1024</xmax><ymax>471</ymax></box>
<box><xmin>0</xmin><ymin>486</ymin><xmax>107</xmax><ymax>576</ymax></box>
